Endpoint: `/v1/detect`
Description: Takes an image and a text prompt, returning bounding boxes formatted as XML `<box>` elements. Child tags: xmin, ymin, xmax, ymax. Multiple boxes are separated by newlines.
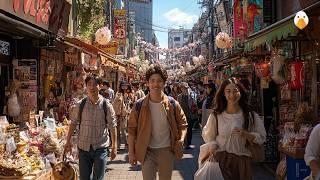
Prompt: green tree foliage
<box><xmin>76</xmin><ymin>0</ymin><xmax>106</xmax><ymax>42</ymax></box>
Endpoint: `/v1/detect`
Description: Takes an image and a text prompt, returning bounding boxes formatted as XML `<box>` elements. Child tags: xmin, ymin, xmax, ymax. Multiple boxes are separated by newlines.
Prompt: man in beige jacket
<box><xmin>128</xmin><ymin>65</ymin><xmax>188</xmax><ymax>180</ymax></box>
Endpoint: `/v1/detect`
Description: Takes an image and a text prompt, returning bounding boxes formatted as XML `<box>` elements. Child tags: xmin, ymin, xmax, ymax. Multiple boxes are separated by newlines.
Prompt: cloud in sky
<box><xmin>163</xmin><ymin>8</ymin><xmax>197</xmax><ymax>26</ymax></box>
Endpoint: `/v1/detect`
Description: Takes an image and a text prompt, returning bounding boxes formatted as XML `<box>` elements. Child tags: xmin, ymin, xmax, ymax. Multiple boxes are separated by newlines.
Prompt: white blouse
<box><xmin>202</xmin><ymin>111</ymin><xmax>266</xmax><ymax>157</ymax></box>
<box><xmin>305</xmin><ymin>124</ymin><xmax>320</xmax><ymax>166</ymax></box>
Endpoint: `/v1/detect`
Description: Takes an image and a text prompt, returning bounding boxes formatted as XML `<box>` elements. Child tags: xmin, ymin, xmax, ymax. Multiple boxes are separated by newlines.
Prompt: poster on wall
<box><xmin>244</xmin><ymin>0</ymin><xmax>264</xmax><ymax>34</ymax></box>
<box><xmin>12</xmin><ymin>59</ymin><xmax>38</xmax><ymax>122</ymax></box>
<box><xmin>13</xmin><ymin>59</ymin><xmax>37</xmax><ymax>88</ymax></box>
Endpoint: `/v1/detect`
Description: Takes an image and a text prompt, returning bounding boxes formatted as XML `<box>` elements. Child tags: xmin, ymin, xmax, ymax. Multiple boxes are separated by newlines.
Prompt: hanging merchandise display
<box><xmin>255</xmin><ymin>62</ymin><xmax>270</xmax><ymax>78</ymax></box>
<box><xmin>290</xmin><ymin>61</ymin><xmax>304</xmax><ymax>90</ymax></box>
<box><xmin>270</xmin><ymin>51</ymin><xmax>287</xmax><ymax>84</ymax></box>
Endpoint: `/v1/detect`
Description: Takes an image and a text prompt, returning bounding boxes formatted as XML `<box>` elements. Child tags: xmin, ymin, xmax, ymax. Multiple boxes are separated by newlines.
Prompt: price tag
<box><xmin>6</xmin><ymin>137</ymin><xmax>16</xmax><ymax>153</ymax></box>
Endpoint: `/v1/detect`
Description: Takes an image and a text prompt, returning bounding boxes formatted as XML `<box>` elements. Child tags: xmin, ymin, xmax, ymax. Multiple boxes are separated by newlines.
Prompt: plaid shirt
<box><xmin>71</xmin><ymin>95</ymin><xmax>117</xmax><ymax>151</ymax></box>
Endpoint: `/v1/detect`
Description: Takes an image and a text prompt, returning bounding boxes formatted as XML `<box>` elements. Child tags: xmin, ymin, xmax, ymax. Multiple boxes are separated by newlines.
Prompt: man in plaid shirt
<box><xmin>64</xmin><ymin>75</ymin><xmax>117</xmax><ymax>180</ymax></box>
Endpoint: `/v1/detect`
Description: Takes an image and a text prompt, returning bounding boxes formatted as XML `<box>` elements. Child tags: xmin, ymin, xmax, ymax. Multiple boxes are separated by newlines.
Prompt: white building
<box><xmin>168</xmin><ymin>28</ymin><xmax>192</xmax><ymax>48</ymax></box>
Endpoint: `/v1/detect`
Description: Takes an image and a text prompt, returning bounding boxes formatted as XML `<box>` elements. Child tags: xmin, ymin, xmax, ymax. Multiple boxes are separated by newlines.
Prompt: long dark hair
<box><xmin>214</xmin><ymin>78</ymin><xmax>253</xmax><ymax>130</ymax></box>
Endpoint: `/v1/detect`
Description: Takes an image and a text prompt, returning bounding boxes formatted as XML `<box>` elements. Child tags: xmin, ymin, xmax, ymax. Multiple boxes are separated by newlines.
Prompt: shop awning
<box><xmin>244</xmin><ymin>1</ymin><xmax>320</xmax><ymax>52</ymax></box>
<box><xmin>244</xmin><ymin>17</ymin><xmax>298</xmax><ymax>52</ymax></box>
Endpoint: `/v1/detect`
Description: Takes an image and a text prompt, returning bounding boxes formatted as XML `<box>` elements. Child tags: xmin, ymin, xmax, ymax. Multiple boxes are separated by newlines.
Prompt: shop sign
<box><xmin>114</xmin><ymin>9</ymin><xmax>126</xmax><ymax>45</ymax></box>
<box><xmin>215</xmin><ymin>1</ymin><xmax>229</xmax><ymax>34</ymax></box>
<box><xmin>0</xmin><ymin>40</ymin><xmax>10</xmax><ymax>56</ymax></box>
<box><xmin>0</xmin><ymin>0</ymin><xmax>71</xmax><ymax>34</ymax></box>
<box><xmin>64</xmin><ymin>51</ymin><xmax>78</xmax><ymax>65</ymax></box>
<box><xmin>97</xmin><ymin>41</ymin><xmax>118</xmax><ymax>55</ymax></box>
<box><xmin>100</xmin><ymin>55</ymin><xmax>115</xmax><ymax>67</ymax></box>
<box><xmin>81</xmin><ymin>53</ymin><xmax>97</xmax><ymax>70</ymax></box>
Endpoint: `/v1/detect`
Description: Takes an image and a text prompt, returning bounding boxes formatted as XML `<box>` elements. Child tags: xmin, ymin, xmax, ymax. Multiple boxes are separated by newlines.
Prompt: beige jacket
<box><xmin>128</xmin><ymin>94</ymin><xmax>188</xmax><ymax>163</ymax></box>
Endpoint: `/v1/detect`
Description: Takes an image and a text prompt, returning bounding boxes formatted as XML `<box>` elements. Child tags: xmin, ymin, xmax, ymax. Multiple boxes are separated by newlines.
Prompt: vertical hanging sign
<box><xmin>114</xmin><ymin>9</ymin><xmax>127</xmax><ymax>45</ymax></box>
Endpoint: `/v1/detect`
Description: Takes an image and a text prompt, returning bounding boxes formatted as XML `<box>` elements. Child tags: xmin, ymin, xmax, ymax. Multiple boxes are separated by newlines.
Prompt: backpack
<box><xmin>78</xmin><ymin>97</ymin><xmax>108</xmax><ymax>129</ymax></box>
<box><xmin>135</xmin><ymin>96</ymin><xmax>176</xmax><ymax>117</ymax></box>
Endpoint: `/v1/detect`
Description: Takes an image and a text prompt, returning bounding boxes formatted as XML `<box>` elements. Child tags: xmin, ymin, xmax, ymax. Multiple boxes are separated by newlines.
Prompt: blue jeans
<box><xmin>79</xmin><ymin>146</ymin><xmax>108</xmax><ymax>180</ymax></box>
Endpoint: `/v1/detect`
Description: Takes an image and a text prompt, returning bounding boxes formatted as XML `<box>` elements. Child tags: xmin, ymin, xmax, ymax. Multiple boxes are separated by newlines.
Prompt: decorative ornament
<box><xmin>294</xmin><ymin>11</ymin><xmax>309</xmax><ymax>30</ymax></box>
<box><xmin>95</xmin><ymin>27</ymin><xmax>111</xmax><ymax>45</ymax></box>
<box><xmin>215</xmin><ymin>32</ymin><xmax>232</xmax><ymax>49</ymax></box>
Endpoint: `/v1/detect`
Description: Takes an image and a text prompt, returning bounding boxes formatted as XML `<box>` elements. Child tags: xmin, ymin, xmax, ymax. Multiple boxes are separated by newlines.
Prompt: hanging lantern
<box><xmin>255</xmin><ymin>63</ymin><xmax>270</xmax><ymax>78</ymax></box>
<box><xmin>95</xmin><ymin>27</ymin><xmax>111</xmax><ymax>45</ymax></box>
<box><xmin>290</xmin><ymin>61</ymin><xmax>304</xmax><ymax>90</ymax></box>
<box><xmin>215</xmin><ymin>32</ymin><xmax>232</xmax><ymax>49</ymax></box>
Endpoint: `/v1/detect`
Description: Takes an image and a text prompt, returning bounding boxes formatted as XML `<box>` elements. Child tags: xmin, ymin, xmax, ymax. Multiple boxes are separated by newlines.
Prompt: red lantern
<box><xmin>255</xmin><ymin>63</ymin><xmax>269</xmax><ymax>78</ymax></box>
<box><xmin>290</xmin><ymin>61</ymin><xmax>304</xmax><ymax>90</ymax></box>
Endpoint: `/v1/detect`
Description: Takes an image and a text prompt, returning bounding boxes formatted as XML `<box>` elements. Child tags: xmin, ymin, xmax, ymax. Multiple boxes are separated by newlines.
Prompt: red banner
<box><xmin>233</xmin><ymin>0</ymin><xmax>246</xmax><ymax>41</ymax></box>
<box><xmin>114</xmin><ymin>10</ymin><xmax>126</xmax><ymax>45</ymax></box>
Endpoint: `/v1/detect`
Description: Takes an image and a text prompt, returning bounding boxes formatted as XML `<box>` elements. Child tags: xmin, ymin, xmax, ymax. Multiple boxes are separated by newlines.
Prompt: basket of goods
<box><xmin>0</xmin><ymin>156</ymin><xmax>32</xmax><ymax>177</ymax></box>
<box><xmin>294</xmin><ymin>102</ymin><xmax>313</xmax><ymax>131</ymax></box>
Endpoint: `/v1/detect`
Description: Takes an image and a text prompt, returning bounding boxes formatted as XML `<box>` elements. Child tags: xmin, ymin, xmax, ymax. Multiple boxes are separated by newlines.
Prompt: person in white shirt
<box><xmin>305</xmin><ymin>124</ymin><xmax>320</xmax><ymax>179</ymax></box>
<box><xmin>201</xmin><ymin>77</ymin><xmax>266</xmax><ymax>180</ymax></box>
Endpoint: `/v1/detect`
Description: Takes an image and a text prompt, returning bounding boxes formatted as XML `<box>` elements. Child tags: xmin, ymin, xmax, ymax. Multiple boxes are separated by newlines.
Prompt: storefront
<box><xmin>243</xmin><ymin>1</ymin><xmax>320</xmax><ymax>179</ymax></box>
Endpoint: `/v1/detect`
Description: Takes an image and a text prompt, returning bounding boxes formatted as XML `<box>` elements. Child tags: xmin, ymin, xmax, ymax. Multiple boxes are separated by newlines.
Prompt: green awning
<box><xmin>244</xmin><ymin>18</ymin><xmax>299</xmax><ymax>52</ymax></box>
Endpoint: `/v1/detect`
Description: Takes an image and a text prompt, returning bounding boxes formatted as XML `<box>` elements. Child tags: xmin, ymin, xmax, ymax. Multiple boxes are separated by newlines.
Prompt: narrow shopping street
<box><xmin>106</xmin><ymin>129</ymin><xmax>276</xmax><ymax>180</ymax></box>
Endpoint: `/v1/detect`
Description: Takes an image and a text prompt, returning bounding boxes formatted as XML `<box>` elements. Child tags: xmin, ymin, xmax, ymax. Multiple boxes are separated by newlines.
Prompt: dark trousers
<box><xmin>79</xmin><ymin>146</ymin><xmax>109</xmax><ymax>180</ymax></box>
<box><xmin>185</xmin><ymin>118</ymin><xmax>196</xmax><ymax>146</ymax></box>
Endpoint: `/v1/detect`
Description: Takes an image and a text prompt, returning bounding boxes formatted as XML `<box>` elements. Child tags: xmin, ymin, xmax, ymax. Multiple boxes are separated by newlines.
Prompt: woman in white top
<box><xmin>202</xmin><ymin>78</ymin><xmax>266</xmax><ymax>180</ymax></box>
<box><xmin>305</xmin><ymin>123</ymin><xmax>320</xmax><ymax>179</ymax></box>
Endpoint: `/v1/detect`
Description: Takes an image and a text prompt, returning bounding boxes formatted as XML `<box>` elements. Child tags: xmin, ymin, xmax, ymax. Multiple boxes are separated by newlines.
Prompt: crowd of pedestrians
<box><xmin>63</xmin><ymin>64</ymin><xmax>319</xmax><ymax>180</ymax></box>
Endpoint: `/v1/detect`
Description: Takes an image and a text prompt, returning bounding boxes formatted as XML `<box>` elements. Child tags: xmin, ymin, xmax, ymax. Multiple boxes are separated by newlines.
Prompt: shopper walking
<box><xmin>177</xmin><ymin>82</ymin><xmax>198</xmax><ymax>149</ymax></box>
<box><xmin>128</xmin><ymin>65</ymin><xmax>188</xmax><ymax>180</ymax></box>
<box><xmin>113</xmin><ymin>82</ymin><xmax>130</xmax><ymax>150</ymax></box>
<box><xmin>202</xmin><ymin>77</ymin><xmax>266</xmax><ymax>180</ymax></box>
<box><xmin>200</xmin><ymin>83</ymin><xmax>216</xmax><ymax>127</ymax></box>
<box><xmin>64</xmin><ymin>75</ymin><xmax>117</xmax><ymax>180</ymax></box>
<box><xmin>99</xmin><ymin>80</ymin><xmax>115</xmax><ymax>102</ymax></box>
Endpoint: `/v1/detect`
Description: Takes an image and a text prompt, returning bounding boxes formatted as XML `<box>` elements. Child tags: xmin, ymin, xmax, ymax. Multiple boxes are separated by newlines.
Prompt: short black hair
<box><xmin>145</xmin><ymin>65</ymin><xmax>168</xmax><ymax>82</ymax></box>
<box><xmin>102</xmin><ymin>80</ymin><xmax>110</xmax><ymax>87</ymax></box>
<box><xmin>85</xmin><ymin>74</ymin><xmax>101</xmax><ymax>85</ymax></box>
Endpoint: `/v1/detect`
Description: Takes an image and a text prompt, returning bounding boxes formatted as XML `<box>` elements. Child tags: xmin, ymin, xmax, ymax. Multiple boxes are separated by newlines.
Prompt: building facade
<box><xmin>168</xmin><ymin>28</ymin><xmax>192</xmax><ymax>49</ymax></box>
<box><xmin>126</xmin><ymin>0</ymin><xmax>153</xmax><ymax>43</ymax></box>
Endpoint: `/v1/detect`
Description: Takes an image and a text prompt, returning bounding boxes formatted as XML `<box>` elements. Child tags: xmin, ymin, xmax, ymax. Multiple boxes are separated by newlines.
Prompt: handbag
<box><xmin>245</xmin><ymin>141</ymin><xmax>265</xmax><ymax>161</ymax></box>
<box><xmin>246</xmin><ymin>112</ymin><xmax>265</xmax><ymax>161</ymax></box>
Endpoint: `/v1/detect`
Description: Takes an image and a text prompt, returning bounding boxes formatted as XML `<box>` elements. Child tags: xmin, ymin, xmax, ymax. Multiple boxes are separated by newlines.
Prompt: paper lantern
<box><xmin>192</xmin><ymin>56</ymin><xmax>200</xmax><ymax>66</ymax></box>
<box><xmin>215</xmin><ymin>32</ymin><xmax>232</xmax><ymax>49</ymax></box>
<box><xmin>255</xmin><ymin>63</ymin><xmax>270</xmax><ymax>78</ymax></box>
<box><xmin>95</xmin><ymin>27</ymin><xmax>111</xmax><ymax>45</ymax></box>
<box><xmin>290</xmin><ymin>61</ymin><xmax>304</xmax><ymax>89</ymax></box>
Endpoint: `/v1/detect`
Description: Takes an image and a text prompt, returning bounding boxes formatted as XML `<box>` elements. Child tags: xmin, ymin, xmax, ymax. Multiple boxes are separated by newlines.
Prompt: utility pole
<box><xmin>210</xmin><ymin>0</ymin><xmax>216</xmax><ymax>61</ymax></box>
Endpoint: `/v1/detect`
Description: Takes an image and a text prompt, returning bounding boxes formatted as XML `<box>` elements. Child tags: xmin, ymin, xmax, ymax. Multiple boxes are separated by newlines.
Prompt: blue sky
<box><xmin>152</xmin><ymin>0</ymin><xmax>202</xmax><ymax>48</ymax></box>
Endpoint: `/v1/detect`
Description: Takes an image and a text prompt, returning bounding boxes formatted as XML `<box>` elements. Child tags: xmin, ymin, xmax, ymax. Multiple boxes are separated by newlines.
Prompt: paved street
<box><xmin>106</xmin><ymin>129</ymin><xmax>276</xmax><ymax>180</ymax></box>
